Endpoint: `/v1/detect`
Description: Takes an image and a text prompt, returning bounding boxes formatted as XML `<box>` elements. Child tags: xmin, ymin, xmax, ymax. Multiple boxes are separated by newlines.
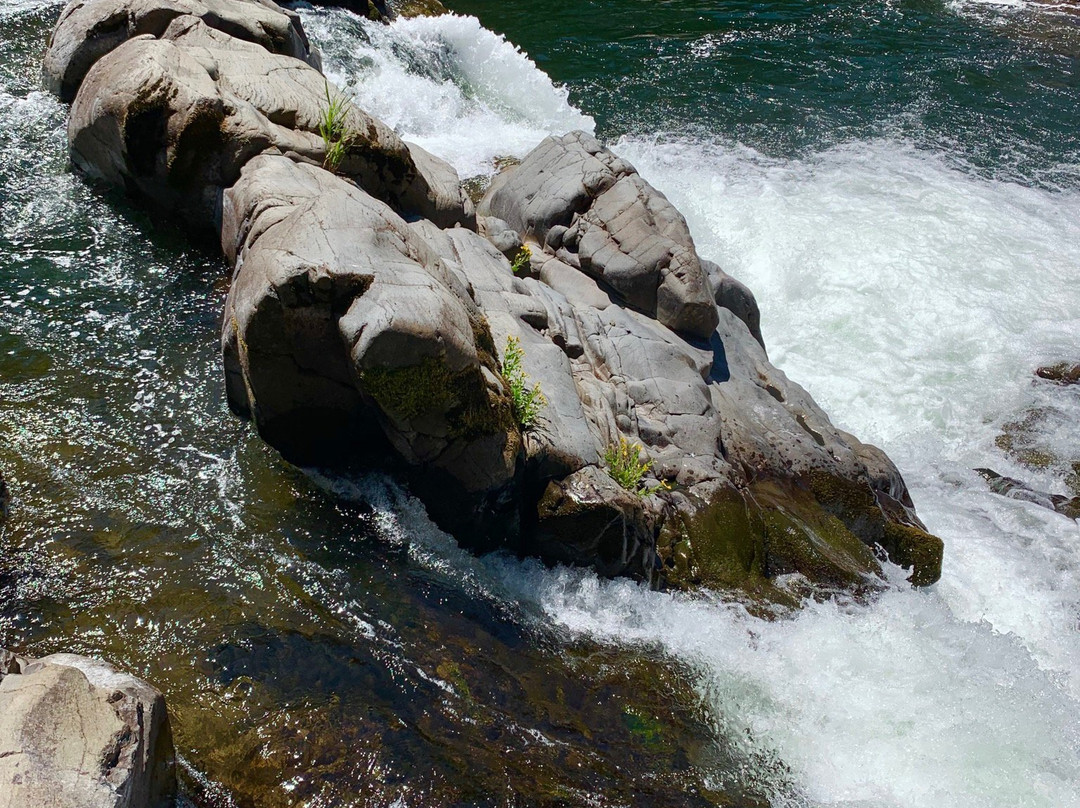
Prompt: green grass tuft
<box><xmin>604</xmin><ymin>438</ymin><xmax>669</xmax><ymax>497</ymax></box>
<box><xmin>503</xmin><ymin>335</ymin><xmax>545</xmax><ymax>429</ymax></box>
<box><xmin>320</xmin><ymin>81</ymin><xmax>356</xmax><ymax>173</ymax></box>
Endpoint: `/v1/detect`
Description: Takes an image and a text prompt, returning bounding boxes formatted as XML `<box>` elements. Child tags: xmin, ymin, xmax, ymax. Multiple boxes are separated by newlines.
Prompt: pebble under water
<box><xmin>2</xmin><ymin>1</ymin><xmax>1080</xmax><ymax>806</ymax></box>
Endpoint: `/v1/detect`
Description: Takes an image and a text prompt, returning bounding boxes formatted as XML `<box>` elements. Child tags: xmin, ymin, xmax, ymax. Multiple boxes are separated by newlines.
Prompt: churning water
<box><xmin>2</xmin><ymin>0</ymin><xmax>1079</xmax><ymax>805</ymax></box>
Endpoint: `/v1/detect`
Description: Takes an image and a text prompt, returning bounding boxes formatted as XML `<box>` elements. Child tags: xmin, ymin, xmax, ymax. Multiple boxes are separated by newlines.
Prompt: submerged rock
<box><xmin>976</xmin><ymin>468</ymin><xmax>1080</xmax><ymax>520</ymax></box>
<box><xmin>1035</xmin><ymin>361</ymin><xmax>1080</xmax><ymax>385</ymax></box>
<box><xmin>0</xmin><ymin>650</ymin><xmax>176</xmax><ymax>808</ymax></box>
<box><xmin>44</xmin><ymin>0</ymin><xmax>942</xmax><ymax>596</ymax></box>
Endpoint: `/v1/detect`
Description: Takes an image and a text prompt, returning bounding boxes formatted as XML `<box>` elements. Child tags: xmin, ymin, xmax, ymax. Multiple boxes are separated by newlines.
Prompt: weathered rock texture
<box><xmin>0</xmin><ymin>650</ymin><xmax>176</xmax><ymax>808</ymax></box>
<box><xmin>45</xmin><ymin>0</ymin><xmax>942</xmax><ymax>597</ymax></box>
<box><xmin>49</xmin><ymin>0</ymin><xmax>473</xmax><ymax>232</ymax></box>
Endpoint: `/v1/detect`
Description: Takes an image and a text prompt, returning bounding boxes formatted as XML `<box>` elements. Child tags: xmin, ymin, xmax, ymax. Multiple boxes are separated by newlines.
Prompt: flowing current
<box><xmin>2</xmin><ymin>1</ymin><xmax>1079</xmax><ymax>806</ymax></box>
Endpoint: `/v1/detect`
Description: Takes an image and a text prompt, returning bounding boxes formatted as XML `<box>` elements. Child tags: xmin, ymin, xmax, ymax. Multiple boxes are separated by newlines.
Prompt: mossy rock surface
<box><xmin>657</xmin><ymin>473</ymin><xmax>943</xmax><ymax>601</ymax></box>
<box><xmin>359</xmin><ymin>353</ymin><xmax>514</xmax><ymax>440</ymax></box>
<box><xmin>995</xmin><ymin>407</ymin><xmax>1061</xmax><ymax>469</ymax></box>
<box><xmin>390</xmin><ymin>0</ymin><xmax>449</xmax><ymax>17</ymax></box>
<box><xmin>1067</xmin><ymin>462</ymin><xmax>1080</xmax><ymax>498</ymax></box>
<box><xmin>1036</xmin><ymin>362</ymin><xmax>1080</xmax><ymax>385</ymax></box>
<box><xmin>656</xmin><ymin>487</ymin><xmax>771</xmax><ymax>597</ymax></box>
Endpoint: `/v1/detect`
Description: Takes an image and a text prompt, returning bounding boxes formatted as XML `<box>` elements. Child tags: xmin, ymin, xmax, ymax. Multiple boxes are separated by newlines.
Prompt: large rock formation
<box><xmin>0</xmin><ymin>650</ymin><xmax>176</xmax><ymax>808</ymax></box>
<box><xmin>43</xmin><ymin>0</ymin><xmax>943</xmax><ymax>597</ymax></box>
<box><xmin>50</xmin><ymin>0</ymin><xmax>473</xmax><ymax>232</ymax></box>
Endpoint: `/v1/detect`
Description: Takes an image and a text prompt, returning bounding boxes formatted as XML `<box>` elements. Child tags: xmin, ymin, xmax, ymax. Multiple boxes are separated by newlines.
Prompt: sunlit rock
<box><xmin>0</xmin><ymin>651</ymin><xmax>175</xmax><ymax>808</ymax></box>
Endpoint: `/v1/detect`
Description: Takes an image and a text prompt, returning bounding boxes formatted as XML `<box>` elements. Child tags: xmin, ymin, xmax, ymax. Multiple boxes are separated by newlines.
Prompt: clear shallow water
<box><xmin>2</xmin><ymin>0</ymin><xmax>1080</xmax><ymax>806</ymax></box>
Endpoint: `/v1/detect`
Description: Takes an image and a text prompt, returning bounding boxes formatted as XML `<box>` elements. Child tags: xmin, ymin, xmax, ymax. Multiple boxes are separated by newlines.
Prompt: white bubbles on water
<box><xmin>358</xmin><ymin>474</ymin><xmax>1080</xmax><ymax>808</ymax></box>
<box><xmin>612</xmin><ymin>137</ymin><xmax>1080</xmax><ymax>450</ymax></box>
<box><xmin>297</xmin><ymin>7</ymin><xmax>594</xmax><ymax>178</ymax></box>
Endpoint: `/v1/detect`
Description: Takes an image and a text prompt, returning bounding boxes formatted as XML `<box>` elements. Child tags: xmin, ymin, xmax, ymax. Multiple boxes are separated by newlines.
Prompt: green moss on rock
<box><xmin>753</xmin><ymin>480</ymin><xmax>881</xmax><ymax>588</ymax></box>
<box><xmin>1067</xmin><ymin>462</ymin><xmax>1080</xmax><ymax>498</ymax></box>
<box><xmin>807</xmin><ymin>470</ymin><xmax>943</xmax><ymax>587</ymax></box>
<box><xmin>881</xmin><ymin>523</ymin><xmax>944</xmax><ymax>587</ymax></box>
<box><xmin>359</xmin><ymin>354</ymin><xmax>514</xmax><ymax>442</ymax></box>
<box><xmin>656</xmin><ymin>488</ymin><xmax>768</xmax><ymax>593</ymax></box>
<box><xmin>359</xmin><ymin>356</ymin><xmax>455</xmax><ymax>421</ymax></box>
<box><xmin>658</xmin><ymin>471</ymin><xmax>943</xmax><ymax>601</ymax></box>
<box><xmin>392</xmin><ymin>0</ymin><xmax>449</xmax><ymax>17</ymax></box>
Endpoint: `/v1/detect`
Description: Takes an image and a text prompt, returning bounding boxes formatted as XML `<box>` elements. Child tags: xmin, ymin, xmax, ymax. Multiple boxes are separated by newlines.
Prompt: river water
<box><xmin>1</xmin><ymin>0</ymin><xmax>1079</xmax><ymax>806</ymax></box>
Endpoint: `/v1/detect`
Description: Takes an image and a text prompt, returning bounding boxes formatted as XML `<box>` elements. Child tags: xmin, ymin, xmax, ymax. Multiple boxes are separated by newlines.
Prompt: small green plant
<box><xmin>509</xmin><ymin>245</ymin><xmax>532</xmax><ymax>275</ymax></box>
<box><xmin>503</xmin><ymin>335</ymin><xmax>546</xmax><ymax>429</ymax></box>
<box><xmin>320</xmin><ymin>81</ymin><xmax>355</xmax><ymax>173</ymax></box>
<box><xmin>604</xmin><ymin>438</ymin><xmax>669</xmax><ymax>497</ymax></box>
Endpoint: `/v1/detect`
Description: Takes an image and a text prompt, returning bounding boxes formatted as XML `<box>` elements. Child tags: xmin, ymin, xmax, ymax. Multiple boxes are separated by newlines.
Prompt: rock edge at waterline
<box><xmin>42</xmin><ymin>0</ymin><xmax>943</xmax><ymax>599</ymax></box>
<box><xmin>0</xmin><ymin>649</ymin><xmax>176</xmax><ymax>808</ymax></box>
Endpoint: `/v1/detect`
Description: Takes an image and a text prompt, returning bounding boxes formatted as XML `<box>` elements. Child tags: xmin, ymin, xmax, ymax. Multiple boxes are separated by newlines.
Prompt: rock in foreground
<box><xmin>0</xmin><ymin>650</ymin><xmax>176</xmax><ymax>808</ymax></box>
<box><xmin>44</xmin><ymin>0</ymin><xmax>942</xmax><ymax>598</ymax></box>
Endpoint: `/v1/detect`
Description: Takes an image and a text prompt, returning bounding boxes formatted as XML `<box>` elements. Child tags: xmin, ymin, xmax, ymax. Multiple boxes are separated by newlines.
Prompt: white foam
<box><xmin>353</xmin><ymin>470</ymin><xmax>1080</xmax><ymax>808</ymax></box>
<box><xmin>616</xmin><ymin>134</ymin><xmax>1080</xmax><ymax>665</ymax></box>
<box><xmin>296</xmin><ymin>7</ymin><xmax>594</xmax><ymax>178</ymax></box>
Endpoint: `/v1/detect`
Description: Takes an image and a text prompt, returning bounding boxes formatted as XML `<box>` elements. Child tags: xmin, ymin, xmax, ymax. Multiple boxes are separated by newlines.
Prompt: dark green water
<box><xmin>447</xmin><ymin>0</ymin><xmax>1080</xmax><ymax>186</ymax></box>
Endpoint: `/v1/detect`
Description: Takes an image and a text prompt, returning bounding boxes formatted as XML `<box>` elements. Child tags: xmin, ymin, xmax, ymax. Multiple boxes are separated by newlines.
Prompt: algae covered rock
<box><xmin>307</xmin><ymin>0</ymin><xmax>448</xmax><ymax>21</ymax></box>
<box><xmin>1035</xmin><ymin>361</ymin><xmax>1080</xmax><ymax>385</ymax></box>
<box><xmin>0</xmin><ymin>651</ymin><xmax>176</xmax><ymax>808</ymax></box>
<box><xmin>977</xmin><ymin>468</ymin><xmax>1080</xmax><ymax>521</ymax></box>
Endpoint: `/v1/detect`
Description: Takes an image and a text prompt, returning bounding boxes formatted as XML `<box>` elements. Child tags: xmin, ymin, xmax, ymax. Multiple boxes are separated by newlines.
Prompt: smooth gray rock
<box><xmin>479</xmin><ymin>131</ymin><xmax>718</xmax><ymax>339</ymax></box>
<box><xmin>702</xmin><ymin>258</ymin><xmax>765</xmax><ymax>350</ymax></box>
<box><xmin>477</xmin><ymin>215</ymin><xmax>524</xmax><ymax>259</ymax></box>
<box><xmin>221</xmin><ymin>155</ymin><xmax>517</xmax><ymax>535</ymax></box>
<box><xmin>0</xmin><ymin>651</ymin><xmax>175</xmax><ymax>808</ymax></box>
<box><xmin>53</xmin><ymin>9</ymin><xmax>471</xmax><ymax>230</ymax></box>
<box><xmin>43</xmin><ymin>0</ymin><xmax>318</xmax><ymax>102</ymax></box>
